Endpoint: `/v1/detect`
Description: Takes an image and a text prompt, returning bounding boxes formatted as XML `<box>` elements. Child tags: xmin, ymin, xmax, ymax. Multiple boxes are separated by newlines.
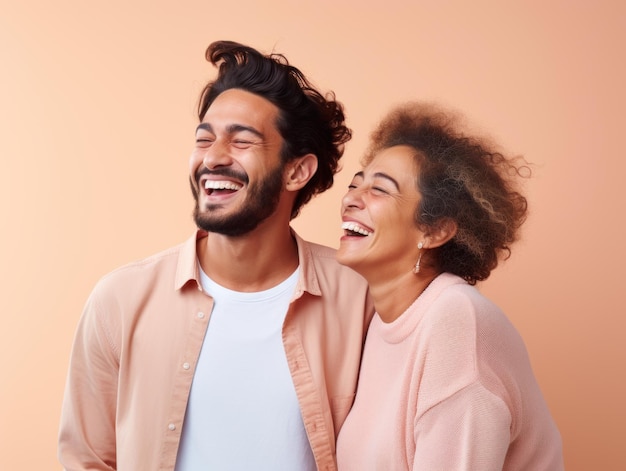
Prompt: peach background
<box><xmin>1</xmin><ymin>1</ymin><xmax>624</xmax><ymax>469</ymax></box>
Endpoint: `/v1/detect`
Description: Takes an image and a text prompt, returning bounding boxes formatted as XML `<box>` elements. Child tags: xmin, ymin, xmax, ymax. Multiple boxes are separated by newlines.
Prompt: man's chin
<box><xmin>194</xmin><ymin>213</ymin><xmax>259</xmax><ymax>237</ymax></box>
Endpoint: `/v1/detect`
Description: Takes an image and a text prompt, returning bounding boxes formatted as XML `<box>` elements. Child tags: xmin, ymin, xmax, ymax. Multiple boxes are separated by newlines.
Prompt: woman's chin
<box><xmin>336</xmin><ymin>249</ymin><xmax>355</xmax><ymax>267</ymax></box>
<box><xmin>336</xmin><ymin>251</ymin><xmax>368</xmax><ymax>277</ymax></box>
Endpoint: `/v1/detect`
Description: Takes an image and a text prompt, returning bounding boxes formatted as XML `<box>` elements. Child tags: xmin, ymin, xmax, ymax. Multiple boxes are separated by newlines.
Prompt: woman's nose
<box><xmin>342</xmin><ymin>188</ymin><xmax>364</xmax><ymax>210</ymax></box>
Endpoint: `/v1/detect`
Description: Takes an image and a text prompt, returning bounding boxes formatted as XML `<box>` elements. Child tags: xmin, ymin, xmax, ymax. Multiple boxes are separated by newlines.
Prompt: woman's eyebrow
<box><xmin>372</xmin><ymin>172</ymin><xmax>399</xmax><ymax>190</ymax></box>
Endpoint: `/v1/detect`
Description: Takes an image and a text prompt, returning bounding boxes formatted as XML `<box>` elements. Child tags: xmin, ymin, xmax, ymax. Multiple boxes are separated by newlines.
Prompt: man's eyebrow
<box><xmin>195</xmin><ymin>122</ymin><xmax>264</xmax><ymax>139</ymax></box>
<box><xmin>196</xmin><ymin>122</ymin><xmax>212</xmax><ymax>133</ymax></box>
<box><xmin>226</xmin><ymin>124</ymin><xmax>264</xmax><ymax>139</ymax></box>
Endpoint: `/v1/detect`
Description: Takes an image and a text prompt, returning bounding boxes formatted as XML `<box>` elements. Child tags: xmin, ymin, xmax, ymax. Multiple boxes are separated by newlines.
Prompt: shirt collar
<box><xmin>174</xmin><ymin>230</ymin><xmax>206</xmax><ymax>291</ymax></box>
<box><xmin>292</xmin><ymin>229</ymin><xmax>322</xmax><ymax>297</ymax></box>
<box><xmin>173</xmin><ymin>229</ymin><xmax>322</xmax><ymax>297</ymax></box>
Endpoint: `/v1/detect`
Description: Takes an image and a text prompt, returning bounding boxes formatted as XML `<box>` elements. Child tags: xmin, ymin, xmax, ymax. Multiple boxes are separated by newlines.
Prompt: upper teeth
<box><xmin>341</xmin><ymin>222</ymin><xmax>372</xmax><ymax>236</ymax></box>
<box><xmin>204</xmin><ymin>180</ymin><xmax>243</xmax><ymax>191</ymax></box>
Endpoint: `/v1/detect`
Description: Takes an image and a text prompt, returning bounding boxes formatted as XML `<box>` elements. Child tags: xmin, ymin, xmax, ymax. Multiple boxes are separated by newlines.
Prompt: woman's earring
<box><xmin>413</xmin><ymin>241</ymin><xmax>424</xmax><ymax>274</ymax></box>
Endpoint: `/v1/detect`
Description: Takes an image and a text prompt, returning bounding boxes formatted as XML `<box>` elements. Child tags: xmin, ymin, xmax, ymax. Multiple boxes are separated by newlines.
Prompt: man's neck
<box><xmin>197</xmin><ymin>225</ymin><xmax>299</xmax><ymax>292</ymax></box>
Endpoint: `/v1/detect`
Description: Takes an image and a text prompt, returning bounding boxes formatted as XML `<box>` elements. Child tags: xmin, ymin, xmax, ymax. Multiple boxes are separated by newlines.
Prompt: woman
<box><xmin>336</xmin><ymin>102</ymin><xmax>563</xmax><ymax>470</ymax></box>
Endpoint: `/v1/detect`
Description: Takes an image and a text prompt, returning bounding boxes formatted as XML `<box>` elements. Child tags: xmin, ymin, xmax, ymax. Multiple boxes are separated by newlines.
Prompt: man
<box><xmin>58</xmin><ymin>41</ymin><xmax>373</xmax><ymax>471</ymax></box>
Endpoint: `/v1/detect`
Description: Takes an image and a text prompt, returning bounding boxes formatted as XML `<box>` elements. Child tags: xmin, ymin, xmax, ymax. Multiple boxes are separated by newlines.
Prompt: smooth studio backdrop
<box><xmin>1</xmin><ymin>1</ymin><xmax>624</xmax><ymax>469</ymax></box>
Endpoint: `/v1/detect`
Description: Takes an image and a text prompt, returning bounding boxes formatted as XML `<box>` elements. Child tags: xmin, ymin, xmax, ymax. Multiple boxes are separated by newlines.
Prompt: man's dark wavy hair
<box><xmin>198</xmin><ymin>40</ymin><xmax>352</xmax><ymax>219</ymax></box>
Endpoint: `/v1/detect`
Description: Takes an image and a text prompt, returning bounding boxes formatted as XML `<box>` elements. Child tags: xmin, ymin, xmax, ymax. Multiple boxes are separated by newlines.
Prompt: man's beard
<box><xmin>191</xmin><ymin>163</ymin><xmax>284</xmax><ymax>237</ymax></box>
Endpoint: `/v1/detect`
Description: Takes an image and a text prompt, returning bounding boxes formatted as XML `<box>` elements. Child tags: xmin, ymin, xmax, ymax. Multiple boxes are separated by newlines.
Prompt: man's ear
<box><xmin>424</xmin><ymin>218</ymin><xmax>458</xmax><ymax>248</ymax></box>
<box><xmin>285</xmin><ymin>154</ymin><xmax>318</xmax><ymax>191</ymax></box>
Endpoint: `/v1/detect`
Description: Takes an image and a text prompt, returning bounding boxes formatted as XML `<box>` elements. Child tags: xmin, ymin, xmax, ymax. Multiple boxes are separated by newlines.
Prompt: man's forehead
<box><xmin>200</xmin><ymin>89</ymin><xmax>280</xmax><ymax>137</ymax></box>
<box><xmin>206</xmin><ymin>89</ymin><xmax>277</xmax><ymax>114</ymax></box>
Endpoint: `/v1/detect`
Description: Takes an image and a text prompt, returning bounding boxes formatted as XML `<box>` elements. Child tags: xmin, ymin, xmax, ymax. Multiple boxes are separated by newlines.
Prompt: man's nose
<box><xmin>202</xmin><ymin>139</ymin><xmax>233</xmax><ymax>170</ymax></box>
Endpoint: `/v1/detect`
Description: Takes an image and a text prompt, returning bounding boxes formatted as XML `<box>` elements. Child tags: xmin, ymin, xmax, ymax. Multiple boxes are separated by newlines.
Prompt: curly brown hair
<box><xmin>198</xmin><ymin>41</ymin><xmax>352</xmax><ymax>219</ymax></box>
<box><xmin>365</xmin><ymin>102</ymin><xmax>529</xmax><ymax>285</ymax></box>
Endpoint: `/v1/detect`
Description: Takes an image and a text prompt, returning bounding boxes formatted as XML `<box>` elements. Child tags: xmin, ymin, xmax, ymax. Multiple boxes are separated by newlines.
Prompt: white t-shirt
<box><xmin>174</xmin><ymin>267</ymin><xmax>316</xmax><ymax>470</ymax></box>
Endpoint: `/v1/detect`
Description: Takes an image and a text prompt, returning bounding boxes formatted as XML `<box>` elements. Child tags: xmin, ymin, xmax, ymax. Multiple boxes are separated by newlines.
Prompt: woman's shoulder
<box><xmin>429</xmin><ymin>275</ymin><xmax>507</xmax><ymax>322</ymax></box>
<box><xmin>418</xmin><ymin>274</ymin><xmax>524</xmax><ymax>354</ymax></box>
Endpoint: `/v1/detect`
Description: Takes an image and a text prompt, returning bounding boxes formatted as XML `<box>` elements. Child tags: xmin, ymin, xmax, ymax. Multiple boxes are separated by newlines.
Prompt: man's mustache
<box><xmin>195</xmin><ymin>167</ymin><xmax>249</xmax><ymax>185</ymax></box>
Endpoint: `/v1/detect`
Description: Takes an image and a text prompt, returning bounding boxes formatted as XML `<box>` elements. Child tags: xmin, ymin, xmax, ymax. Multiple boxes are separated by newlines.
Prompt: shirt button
<box><xmin>168</xmin><ymin>423</ymin><xmax>176</xmax><ymax>431</ymax></box>
<box><xmin>182</xmin><ymin>362</ymin><xmax>190</xmax><ymax>370</ymax></box>
<box><xmin>197</xmin><ymin>311</ymin><xmax>205</xmax><ymax>319</ymax></box>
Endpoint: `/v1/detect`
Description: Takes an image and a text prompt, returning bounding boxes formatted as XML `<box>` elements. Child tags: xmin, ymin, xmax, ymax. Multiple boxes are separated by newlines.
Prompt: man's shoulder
<box><xmin>297</xmin><ymin>237</ymin><xmax>367</xmax><ymax>284</ymax></box>
<box><xmin>93</xmin><ymin>242</ymin><xmax>185</xmax><ymax>295</ymax></box>
<box><xmin>298</xmin><ymin>238</ymin><xmax>337</xmax><ymax>260</ymax></box>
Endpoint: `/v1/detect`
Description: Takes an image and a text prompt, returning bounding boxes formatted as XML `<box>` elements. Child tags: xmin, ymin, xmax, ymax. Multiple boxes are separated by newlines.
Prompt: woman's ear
<box><xmin>424</xmin><ymin>218</ymin><xmax>458</xmax><ymax>248</ymax></box>
<box><xmin>285</xmin><ymin>154</ymin><xmax>318</xmax><ymax>191</ymax></box>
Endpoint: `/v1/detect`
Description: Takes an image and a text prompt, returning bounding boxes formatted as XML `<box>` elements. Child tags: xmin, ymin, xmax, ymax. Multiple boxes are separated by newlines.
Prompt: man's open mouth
<box><xmin>204</xmin><ymin>180</ymin><xmax>243</xmax><ymax>196</ymax></box>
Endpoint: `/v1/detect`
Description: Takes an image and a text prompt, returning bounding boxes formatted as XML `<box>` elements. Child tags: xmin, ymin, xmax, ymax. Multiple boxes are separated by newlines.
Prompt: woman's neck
<box><xmin>368</xmin><ymin>270</ymin><xmax>439</xmax><ymax>323</ymax></box>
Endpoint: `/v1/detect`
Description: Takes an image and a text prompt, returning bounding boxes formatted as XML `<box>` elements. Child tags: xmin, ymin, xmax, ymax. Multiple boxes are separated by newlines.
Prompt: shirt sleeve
<box><xmin>58</xmin><ymin>291</ymin><xmax>119</xmax><ymax>470</ymax></box>
<box><xmin>413</xmin><ymin>381</ymin><xmax>511</xmax><ymax>471</ymax></box>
